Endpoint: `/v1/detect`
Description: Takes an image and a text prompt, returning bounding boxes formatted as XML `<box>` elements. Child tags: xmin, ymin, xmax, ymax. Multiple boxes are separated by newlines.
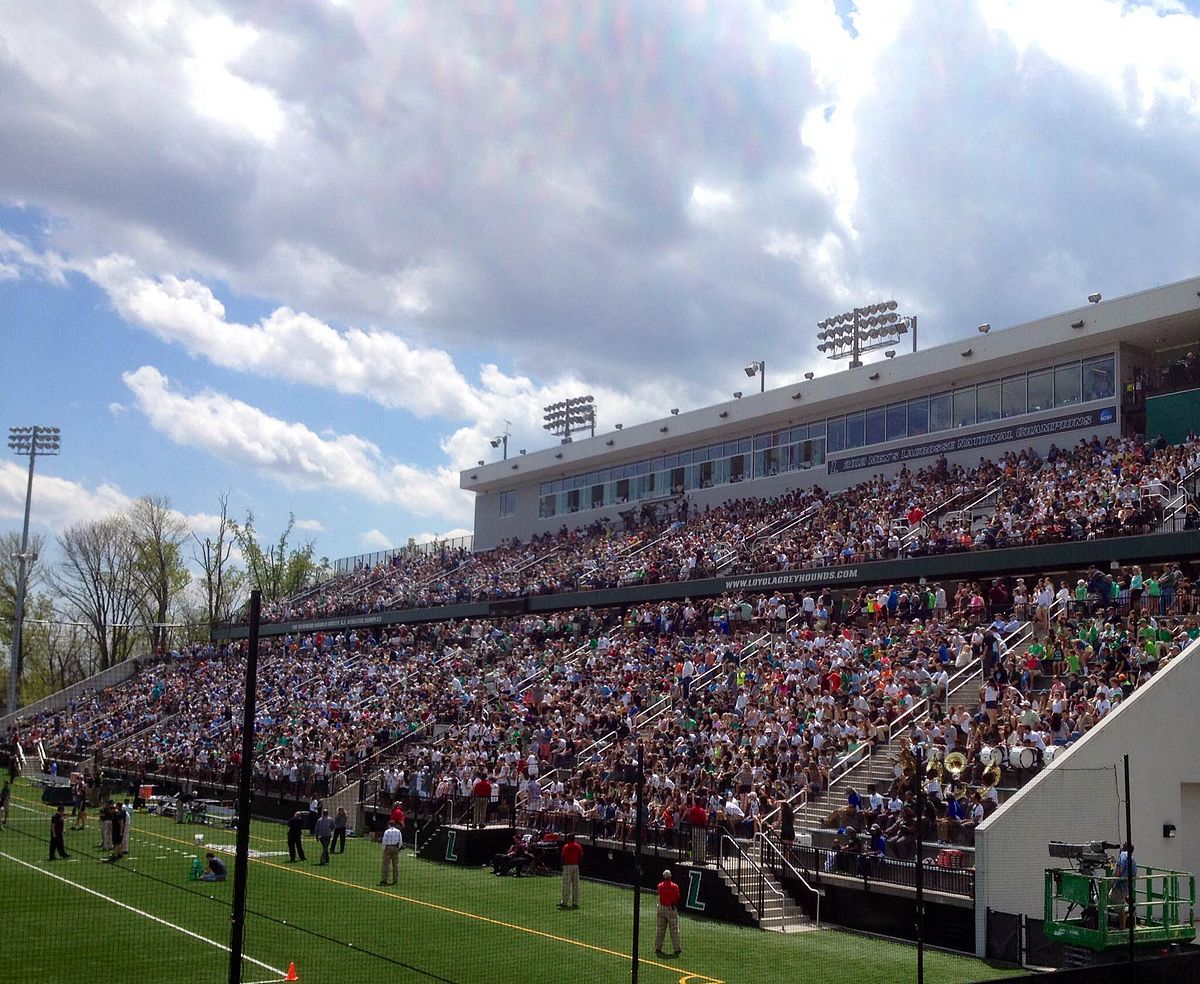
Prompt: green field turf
<box><xmin>0</xmin><ymin>782</ymin><xmax>1024</xmax><ymax>984</ymax></box>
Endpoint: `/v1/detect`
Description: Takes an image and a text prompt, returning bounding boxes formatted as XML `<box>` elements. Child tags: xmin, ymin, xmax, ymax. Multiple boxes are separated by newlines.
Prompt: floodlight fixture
<box><xmin>817</xmin><ymin>301</ymin><xmax>916</xmax><ymax>368</ymax></box>
<box><xmin>1071</xmin><ymin>320</ymin><xmax>1086</xmax><ymax>330</ymax></box>
<box><xmin>885</xmin><ymin>350</ymin><xmax>896</xmax><ymax>359</ymax></box>
<box><xmin>543</xmin><ymin>395</ymin><xmax>596</xmax><ymax>444</ymax></box>
<box><xmin>670</xmin><ymin>408</ymin><xmax>680</xmax><ymax>415</ymax></box>
<box><xmin>733</xmin><ymin>391</ymin><xmax>743</xmax><ymax>400</ymax></box>
<box><xmin>804</xmin><ymin>372</ymin><xmax>815</xmax><ymax>380</ymax></box>
<box><xmin>978</xmin><ymin>323</ymin><xmax>990</xmax><ymax>334</ymax></box>
<box><xmin>1088</xmin><ymin>292</ymin><xmax>1101</xmax><ymax>303</ymax></box>
<box><xmin>743</xmin><ymin>360</ymin><xmax>765</xmax><ymax>392</ymax></box>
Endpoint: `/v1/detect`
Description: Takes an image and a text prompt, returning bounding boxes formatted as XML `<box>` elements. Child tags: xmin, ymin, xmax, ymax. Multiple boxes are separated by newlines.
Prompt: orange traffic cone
<box><xmin>284</xmin><ymin>963</ymin><xmax>298</xmax><ymax>982</ymax></box>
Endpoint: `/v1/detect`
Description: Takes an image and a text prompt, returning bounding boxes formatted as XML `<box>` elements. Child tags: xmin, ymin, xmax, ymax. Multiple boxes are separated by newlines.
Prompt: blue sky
<box><xmin>2</xmin><ymin>0</ymin><xmax>1200</xmax><ymax>564</ymax></box>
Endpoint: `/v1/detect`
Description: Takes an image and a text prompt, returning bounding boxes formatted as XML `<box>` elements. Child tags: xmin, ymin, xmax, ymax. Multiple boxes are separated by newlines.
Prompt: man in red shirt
<box><xmin>472</xmin><ymin>776</ymin><xmax>491</xmax><ymax>828</ymax></box>
<box><xmin>687</xmin><ymin>797</ymin><xmax>709</xmax><ymax>864</ymax></box>
<box><xmin>388</xmin><ymin>801</ymin><xmax>406</xmax><ymax>835</ymax></box>
<box><xmin>655</xmin><ymin>868</ymin><xmax>682</xmax><ymax>956</ymax></box>
<box><xmin>558</xmin><ymin>833</ymin><xmax>582</xmax><ymax>908</ymax></box>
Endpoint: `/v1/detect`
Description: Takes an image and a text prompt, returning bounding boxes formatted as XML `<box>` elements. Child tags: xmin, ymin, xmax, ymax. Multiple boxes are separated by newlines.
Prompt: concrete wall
<box><xmin>974</xmin><ymin>636</ymin><xmax>1200</xmax><ymax>955</ymax></box>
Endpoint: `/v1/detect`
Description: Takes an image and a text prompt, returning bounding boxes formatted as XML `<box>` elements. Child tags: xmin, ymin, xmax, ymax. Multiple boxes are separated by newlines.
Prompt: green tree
<box><xmin>191</xmin><ymin>491</ymin><xmax>244</xmax><ymax>629</ymax></box>
<box><xmin>19</xmin><ymin>596</ymin><xmax>91</xmax><ymax>700</ymax></box>
<box><xmin>0</xmin><ymin>529</ymin><xmax>47</xmax><ymax>684</ymax></box>
<box><xmin>231</xmin><ymin>511</ymin><xmax>321</xmax><ymax>603</ymax></box>
<box><xmin>53</xmin><ymin>517</ymin><xmax>144</xmax><ymax>669</ymax></box>
<box><xmin>128</xmin><ymin>495</ymin><xmax>191</xmax><ymax>653</ymax></box>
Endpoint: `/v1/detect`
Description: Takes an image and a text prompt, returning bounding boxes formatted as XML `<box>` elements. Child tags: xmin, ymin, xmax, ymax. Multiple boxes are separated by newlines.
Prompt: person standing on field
<box><xmin>558</xmin><ymin>833</ymin><xmax>582</xmax><ymax>908</ymax></box>
<box><xmin>331</xmin><ymin>806</ymin><xmax>348</xmax><ymax>853</ymax></box>
<box><xmin>287</xmin><ymin>809</ymin><xmax>307</xmax><ymax>862</ymax></box>
<box><xmin>378</xmin><ymin>820</ymin><xmax>402</xmax><ymax>886</ymax></box>
<box><xmin>472</xmin><ymin>774</ymin><xmax>491</xmax><ymax>828</ymax></box>
<box><xmin>49</xmin><ymin>805</ymin><xmax>69</xmax><ymax>860</ymax></box>
<box><xmin>654</xmin><ymin>869</ymin><xmax>682</xmax><ymax>956</ymax></box>
<box><xmin>314</xmin><ymin>809</ymin><xmax>333</xmax><ymax>865</ymax></box>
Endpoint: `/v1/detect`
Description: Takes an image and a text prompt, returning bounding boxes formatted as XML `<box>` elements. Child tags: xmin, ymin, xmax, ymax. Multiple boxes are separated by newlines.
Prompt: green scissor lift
<box><xmin>1044</xmin><ymin>865</ymin><xmax>1196</xmax><ymax>952</ymax></box>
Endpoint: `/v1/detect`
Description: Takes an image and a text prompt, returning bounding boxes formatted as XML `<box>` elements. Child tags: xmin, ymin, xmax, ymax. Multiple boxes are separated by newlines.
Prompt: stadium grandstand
<box><xmin>6</xmin><ymin>276</ymin><xmax>1200</xmax><ymax>977</ymax></box>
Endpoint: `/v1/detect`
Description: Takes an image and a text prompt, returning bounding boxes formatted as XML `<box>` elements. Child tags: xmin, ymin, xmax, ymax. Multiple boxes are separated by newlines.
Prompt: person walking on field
<box><xmin>49</xmin><ymin>805</ymin><xmax>69</xmax><ymax>860</ymax></box>
<box><xmin>558</xmin><ymin>833</ymin><xmax>582</xmax><ymax>909</ymax></box>
<box><xmin>654</xmin><ymin>869</ymin><xmax>682</xmax><ymax>956</ymax></box>
<box><xmin>119</xmin><ymin>800</ymin><xmax>132</xmax><ymax>857</ymax></box>
<box><xmin>287</xmin><ymin>809</ymin><xmax>307</xmax><ymax>862</ymax></box>
<box><xmin>314</xmin><ymin>809</ymin><xmax>333</xmax><ymax>865</ymax></box>
<box><xmin>331</xmin><ymin>806</ymin><xmax>348</xmax><ymax>853</ymax></box>
<box><xmin>378</xmin><ymin>820</ymin><xmax>402</xmax><ymax>886</ymax></box>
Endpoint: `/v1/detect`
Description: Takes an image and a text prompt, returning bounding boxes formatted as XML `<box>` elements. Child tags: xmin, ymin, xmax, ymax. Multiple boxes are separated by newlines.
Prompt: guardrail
<box><xmin>719</xmin><ymin>834</ymin><xmax>787</xmax><ymax>927</ymax></box>
<box><xmin>756</xmin><ymin>831</ymin><xmax>820</xmax><ymax>924</ymax></box>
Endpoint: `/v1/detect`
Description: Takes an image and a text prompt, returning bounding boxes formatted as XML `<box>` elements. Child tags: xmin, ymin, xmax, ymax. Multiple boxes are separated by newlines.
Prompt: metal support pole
<box><xmin>228</xmin><ymin>591</ymin><xmax>262</xmax><ymax>984</ymax></box>
<box><xmin>915</xmin><ymin>743</ymin><xmax>925</xmax><ymax>984</ymax></box>
<box><xmin>1125</xmin><ymin>753</ymin><xmax>1135</xmax><ymax>965</ymax></box>
<box><xmin>7</xmin><ymin>440</ymin><xmax>39</xmax><ymax>717</ymax></box>
<box><xmin>631</xmin><ymin>743</ymin><xmax>645</xmax><ymax>984</ymax></box>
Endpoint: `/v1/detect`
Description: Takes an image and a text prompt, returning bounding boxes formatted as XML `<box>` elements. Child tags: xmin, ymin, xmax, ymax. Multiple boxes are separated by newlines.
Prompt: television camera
<box><xmin>1048</xmin><ymin>840</ymin><xmax>1119</xmax><ymax>876</ymax></box>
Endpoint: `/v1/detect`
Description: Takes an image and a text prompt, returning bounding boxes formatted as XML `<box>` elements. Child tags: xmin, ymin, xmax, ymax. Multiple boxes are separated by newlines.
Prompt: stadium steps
<box><xmin>792</xmin><ymin>657</ymin><xmax>988</xmax><ymax>831</ymax></box>
<box><xmin>715</xmin><ymin>861</ymin><xmax>812</xmax><ymax>932</ymax></box>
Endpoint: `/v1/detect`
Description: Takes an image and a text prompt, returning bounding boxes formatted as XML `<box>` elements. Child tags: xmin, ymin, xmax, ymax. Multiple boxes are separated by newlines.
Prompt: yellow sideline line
<box><xmin>133</xmin><ymin>825</ymin><xmax>725</xmax><ymax>984</ymax></box>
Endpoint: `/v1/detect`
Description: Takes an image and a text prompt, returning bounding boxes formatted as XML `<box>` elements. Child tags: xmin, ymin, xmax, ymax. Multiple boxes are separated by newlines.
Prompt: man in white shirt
<box><xmin>379</xmin><ymin>820</ymin><xmax>403</xmax><ymax>886</ymax></box>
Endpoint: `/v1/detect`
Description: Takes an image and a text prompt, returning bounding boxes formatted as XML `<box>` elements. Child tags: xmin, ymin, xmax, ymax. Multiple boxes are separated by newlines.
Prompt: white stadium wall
<box><xmin>973</xmin><ymin>636</ymin><xmax>1200</xmax><ymax>956</ymax></box>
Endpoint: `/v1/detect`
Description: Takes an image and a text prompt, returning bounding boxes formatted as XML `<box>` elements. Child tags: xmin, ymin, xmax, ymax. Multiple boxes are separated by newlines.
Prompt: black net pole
<box><xmin>631</xmin><ymin>743</ymin><xmax>645</xmax><ymax>984</ymax></box>
<box><xmin>228</xmin><ymin>590</ymin><xmax>262</xmax><ymax>984</ymax></box>
<box><xmin>1125</xmin><ymin>753</ymin><xmax>1135</xmax><ymax>966</ymax></box>
<box><xmin>915</xmin><ymin>744</ymin><xmax>925</xmax><ymax>984</ymax></box>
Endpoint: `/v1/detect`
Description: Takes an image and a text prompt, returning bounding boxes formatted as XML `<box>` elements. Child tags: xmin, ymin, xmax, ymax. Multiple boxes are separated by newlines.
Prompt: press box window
<box><xmin>499</xmin><ymin>491</ymin><xmax>517</xmax><ymax>518</ymax></box>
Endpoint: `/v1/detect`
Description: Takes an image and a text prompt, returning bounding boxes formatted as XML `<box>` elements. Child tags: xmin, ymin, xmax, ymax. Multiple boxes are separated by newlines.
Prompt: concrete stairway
<box><xmin>715</xmin><ymin>863</ymin><xmax>811</xmax><ymax>933</ymax></box>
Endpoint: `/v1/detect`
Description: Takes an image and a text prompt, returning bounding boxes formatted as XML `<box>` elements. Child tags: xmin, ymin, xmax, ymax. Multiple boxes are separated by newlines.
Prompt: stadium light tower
<box><xmin>543</xmin><ymin>395</ymin><xmax>595</xmax><ymax>444</ymax></box>
<box><xmin>7</xmin><ymin>425</ymin><xmax>60</xmax><ymax>716</ymax></box>
<box><xmin>489</xmin><ymin>420</ymin><xmax>511</xmax><ymax>460</ymax></box>
<box><xmin>816</xmin><ymin>300</ymin><xmax>917</xmax><ymax>368</ymax></box>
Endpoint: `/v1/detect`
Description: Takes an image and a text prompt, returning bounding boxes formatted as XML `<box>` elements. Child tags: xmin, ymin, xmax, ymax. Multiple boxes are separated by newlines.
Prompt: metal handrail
<box><xmin>719</xmin><ymin>834</ymin><xmax>786</xmax><ymax>927</ymax></box>
<box><xmin>755</xmin><ymin>831</ymin><xmax>820</xmax><ymax>926</ymax></box>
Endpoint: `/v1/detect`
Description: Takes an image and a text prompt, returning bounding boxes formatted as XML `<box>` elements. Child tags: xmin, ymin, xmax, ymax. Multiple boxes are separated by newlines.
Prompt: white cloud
<box><xmin>411</xmin><ymin>528</ymin><xmax>472</xmax><ymax>546</ymax></box>
<box><xmin>0</xmin><ymin>460</ymin><xmax>221</xmax><ymax>540</ymax></box>
<box><xmin>979</xmin><ymin>0</ymin><xmax>1200</xmax><ymax>121</ymax></box>
<box><xmin>122</xmin><ymin>366</ymin><xmax>474</xmax><ymax>523</ymax></box>
<box><xmin>293</xmin><ymin>517</ymin><xmax>325</xmax><ymax>533</ymax></box>
<box><xmin>358</xmin><ymin>528</ymin><xmax>393</xmax><ymax>550</ymax></box>
<box><xmin>183</xmin><ymin>13</ymin><xmax>284</xmax><ymax>144</ymax></box>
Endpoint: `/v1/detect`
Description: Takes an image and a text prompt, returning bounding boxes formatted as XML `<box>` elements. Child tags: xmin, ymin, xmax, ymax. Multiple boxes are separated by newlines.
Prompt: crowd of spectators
<box><xmin>12</xmin><ymin>569</ymin><xmax>1199</xmax><ymax>877</ymax></box>
<box><xmin>253</xmin><ymin>433</ymin><xmax>1200</xmax><ymax>626</ymax></box>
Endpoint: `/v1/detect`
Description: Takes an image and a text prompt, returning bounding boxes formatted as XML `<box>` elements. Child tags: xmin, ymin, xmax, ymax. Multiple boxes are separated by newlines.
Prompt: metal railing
<box><xmin>792</xmin><ymin>843</ymin><xmax>976</xmax><ymax>897</ymax></box>
<box><xmin>718</xmin><ymin>834</ymin><xmax>787</xmax><ymax>927</ymax></box>
<box><xmin>756</xmin><ymin>831</ymin><xmax>820</xmax><ymax>925</ymax></box>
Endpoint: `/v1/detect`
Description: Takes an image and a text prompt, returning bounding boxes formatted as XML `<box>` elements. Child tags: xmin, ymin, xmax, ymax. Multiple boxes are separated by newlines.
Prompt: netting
<box><xmin>0</xmin><ymin>767</ymin><xmax>1030</xmax><ymax>984</ymax></box>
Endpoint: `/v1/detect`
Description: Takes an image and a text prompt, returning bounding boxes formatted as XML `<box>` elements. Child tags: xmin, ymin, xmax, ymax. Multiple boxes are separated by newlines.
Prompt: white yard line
<box><xmin>0</xmin><ymin>850</ymin><xmax>286</xmax><ymax>976</ymax></box>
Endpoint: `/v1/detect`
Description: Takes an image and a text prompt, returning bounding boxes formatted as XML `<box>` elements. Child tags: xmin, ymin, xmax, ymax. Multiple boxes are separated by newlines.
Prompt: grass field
<box><xmin>0</xmin><ymin>782</ymin><xmax>1024</xmax><ymax>984</ymax></box>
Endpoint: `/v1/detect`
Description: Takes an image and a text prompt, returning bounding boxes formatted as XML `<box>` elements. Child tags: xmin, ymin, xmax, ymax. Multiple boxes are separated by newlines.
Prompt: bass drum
<box><xmin>1012</xmin><ymin>746</ymin><xmax>1036</xmax><ymax>769</ymax></box>
<box><xmin>1042</xmin><ymin>745</ymin><xmax>1061</xmax><ymax>765</ymax></box>
<box><xmin>979</xmin><ymin>745</ymin><xmax>1001</xmax><ymax>768</ymax></box>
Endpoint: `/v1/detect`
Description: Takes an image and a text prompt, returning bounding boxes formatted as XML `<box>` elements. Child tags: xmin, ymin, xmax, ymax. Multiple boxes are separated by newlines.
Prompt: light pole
<box><xmin>489</xmin><ymin>420</ymin><xmax>511</xmax><ymax>460</ymax></box>
<box><xmin>816</xmin><ymin>301</ymin><xmax>917</xmax><ymax>368</ymax></box>
<box><xmin>7</xmin><ymin>425</ymin><xmax>60</xmax><ymax>717</ymax></box>
<box><xmin>744</xmin><ymin>360</ymin><xmax>765</xmax><ymax>393</ymax></box>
